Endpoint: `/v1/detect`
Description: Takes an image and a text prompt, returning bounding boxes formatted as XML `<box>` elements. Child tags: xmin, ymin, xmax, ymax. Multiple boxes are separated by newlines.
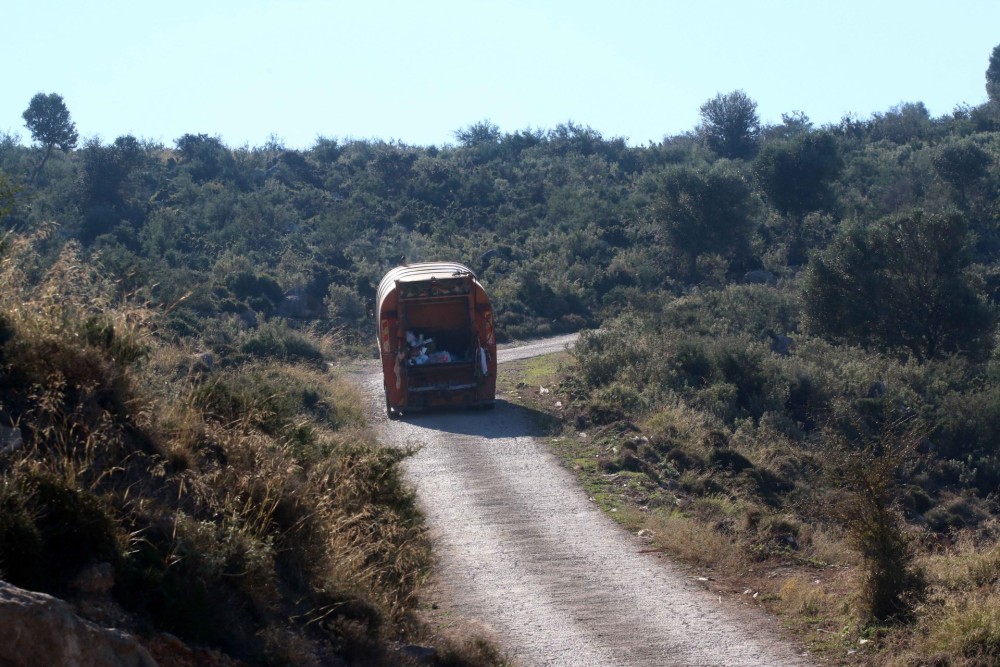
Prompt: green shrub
<box><xmin>593</xmin><ymin>382</ymin><xmax>648</xmax><ymax>416</ymax></box>
<box><xmin>711</xmin><ymin>340</ymin><xmax>783</xmax><ymax>420</ymax></box>
<box><xmin>782</xmin><ymin>369</ymin><xmax>828</xmax><ymax>432</ymax></box>
<box><xmin>0</xmin><ymin>479</ymin><xmax>44</xmax><ymax>588</ymax></box>
<box><xmin>671</xmin><ymin>338</ymin><xmax>714</xmax><ymax>386</ymax></box>
<box><xmin>741</xmin><ymin>466</ymin><xmax>795</xmax><ymax>505</ymax></box>
<box><xmin>571</xmin><ymin>319</ymin><xmax>650</xmax><ymax>389</ymax></box>
<box><xmin>239</xmin><ymin>319</ymin><xmax>325</xmax><ymax>365</ymax></box>
<box><xmin>0</xmin><ymin>467</ymin><xmax>120</xmax><ymax>593</ymax></box>
<box><xmin>691</xmin><ymin>381</ymin><xmax>740</xmax><ymax>423</ymax></box>
<box><xmin>660</xmin><ymin>284</ymin><xmax>800</xmax><ymax>339</ymax></box>
<box><xmin>706</xmin><ymin>448</ymin><xmax>754</xmax><ymax>473</ymax></box>
<box><xmin>325</xmin><ymin>282</ymin><xmax>365</xmax><ymax>323</ymax></box>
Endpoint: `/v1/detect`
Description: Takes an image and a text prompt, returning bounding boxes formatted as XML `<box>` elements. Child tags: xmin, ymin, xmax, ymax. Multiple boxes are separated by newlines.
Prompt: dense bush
<box><xmin>802</xmin><ymin>210</ymin><xmax>996</xmax><ymax>362</ymax></box>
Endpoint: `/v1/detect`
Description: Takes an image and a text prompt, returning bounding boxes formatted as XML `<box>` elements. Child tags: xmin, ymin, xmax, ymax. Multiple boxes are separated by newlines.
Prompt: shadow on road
<box><xmin>392</xmin><ymin>399</ymin><xmax>559</xmax><ymax>440</ymax></box>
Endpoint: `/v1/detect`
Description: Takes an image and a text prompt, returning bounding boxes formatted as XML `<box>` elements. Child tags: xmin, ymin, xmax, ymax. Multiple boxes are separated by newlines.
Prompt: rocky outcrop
<box><xmin>0</xmin><ymin>580</ymin><xmax>156</xmax><ymax>667</ymax></box>
<box><xmin>743</xmin><ymin>269</ymin><xmax>777</xmax><ymax>285</ymax></box>
<box><xmin>278</xmin><ymin>287</ymin><xmax>325</xmax><ymax>319</ymax></box>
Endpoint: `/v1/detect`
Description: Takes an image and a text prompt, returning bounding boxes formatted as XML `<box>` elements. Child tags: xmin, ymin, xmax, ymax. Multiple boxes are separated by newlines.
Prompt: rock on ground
<box><xmin>0</xmin><ymin>579</ymin><xmax>156</xmax><ymax>667</ymax></box>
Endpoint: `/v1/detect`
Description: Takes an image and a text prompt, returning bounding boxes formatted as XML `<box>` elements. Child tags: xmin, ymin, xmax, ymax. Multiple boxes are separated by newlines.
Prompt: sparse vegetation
<box><xmin>5</xmin><ymin>40</ymin><xmax>1000</xmax><ymax>665</ymax></box>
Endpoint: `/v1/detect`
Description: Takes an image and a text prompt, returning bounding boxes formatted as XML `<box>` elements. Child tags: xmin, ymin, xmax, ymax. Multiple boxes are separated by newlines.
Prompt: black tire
<box><xmin>385</xmin><ymin>388</ymin><xmax>400</xmax><ymax>420</ymax></box>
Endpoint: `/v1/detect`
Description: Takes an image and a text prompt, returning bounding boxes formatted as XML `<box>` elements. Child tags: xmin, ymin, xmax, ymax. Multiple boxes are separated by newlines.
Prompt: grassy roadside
<box><xmin>497</xmin><ymin>348</ymin><xmax>1000</xmax><ymax>666</ymax></box>
<box><xmin>0</xmin><ymin>230</ymin><xmax>513</xmax><ymax>667</ymax></box>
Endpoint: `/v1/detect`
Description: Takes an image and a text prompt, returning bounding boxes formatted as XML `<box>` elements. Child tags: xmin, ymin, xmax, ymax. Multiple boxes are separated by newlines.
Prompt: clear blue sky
<box><xmin>5</xmin><ymin>0</ymin><xmax>999</xmax><ymax>149</ymax></box>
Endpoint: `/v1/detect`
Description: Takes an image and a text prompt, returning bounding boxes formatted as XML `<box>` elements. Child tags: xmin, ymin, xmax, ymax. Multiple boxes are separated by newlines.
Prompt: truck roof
<box><xmin>380</xmin><ymin>262</ymin><xmax>475</xmax><ymax>285</ymax></box>
<box><xmin>377</xmin><ymin>262</ymin><xmax>478</xmax><ymax>305</ymax></box>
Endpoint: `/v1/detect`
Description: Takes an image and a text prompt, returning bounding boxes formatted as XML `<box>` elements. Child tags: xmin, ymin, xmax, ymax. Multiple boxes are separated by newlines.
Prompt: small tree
<box><xmin>79</xmin><ymin>136</ymin><xmax>146</xmax><ymax>207</ymax></box>
<box><xmin>802</xmin><ymin>210</ymin><xmax>995</xmax><ymax>362</ymax></box>
<box><xmin>454</xmin><ymin>120</ymin><xmax>501</xmax><ymax>147</ymax></box>
<box><xmin>78</xmin><ymin>135</ymin><xmax>149</xmax><ymax>244</ymax></box>
<box><xmin>828</xmin><ymin>417</ymin><xmax>925</xmax><ymax>623</ymax></box>
<box><xmin>174</xmin><ymin>133</ymin><xmax>233</xmax><ymax>183</ymax></box>
<box><xmin>761</xmin><ymin>111</ymin><xmax>813</xmax><ymax>141</ymax></box>
<box><xmin>932</xmin><ymin>137</ymin><xmax>992</xmax><ymax>207</ymax></box>
<box><xmin>755</xmin><ymin>131</ymin><xmax>842</xmax><ymax>263</ymax></box>
<box><xmin>698</xmin><ymin>90</ymin><xmax>760</xmax><ymax>160</ymax></box>
<box><xmin>754</xmin><ymin>131</ymin><xmax>842</xmax><ymax>219</ymax></box>
<box><xmin>868</xmin><ymin>102</ymin><xmax>932</xmax><ymax>145</ymax></box>
<box><xmin>22</xmin><ymin>93</ymin><xmax>78</xmax><ymax>184</ymax></box>
<box><xmin>987</xmin><ymin>43</ymin><xmax>1000</xmax><ymax>103</ymax></box>
<box><xmin>653</xmin><ymin>164</ymin><xmax>754</xmax><ymax>280</ymax></box>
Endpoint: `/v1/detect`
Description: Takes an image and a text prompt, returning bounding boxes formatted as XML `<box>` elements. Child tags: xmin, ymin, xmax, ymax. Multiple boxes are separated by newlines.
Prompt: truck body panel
<box><xmin>376</xmin><ymin>262</ymin><xmax>496</xmax><ymax>415</ymax></box>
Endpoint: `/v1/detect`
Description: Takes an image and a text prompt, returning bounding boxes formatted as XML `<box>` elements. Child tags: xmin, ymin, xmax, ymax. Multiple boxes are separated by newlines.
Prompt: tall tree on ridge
<box><xmin>22</xmin><ymin>93</ymin><xmax>78</xmax><ymax>185</ymax></box>
<box><xmin>986</xmin><ymin>43</ymin><xmax>1000</xmax><ymax>103</ymax></box>
<box><xmin>698</xmin><ymin>90</ymin><xmax>760</xmax><ymax>160</ymax></box>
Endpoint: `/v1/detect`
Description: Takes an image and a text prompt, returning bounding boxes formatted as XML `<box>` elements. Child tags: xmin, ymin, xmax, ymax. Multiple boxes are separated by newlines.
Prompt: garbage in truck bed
<box><xmin>404</xmin><ymin>329</ymin><xmax>483</xmax><ymax>366</ymax></box>
<box><xmin>376</xmin><ymin>262</ymin><xmax>497</xmax><ymax>417</ymax></box>
<box><xmin>404</xmin><ymin>330</ymin><xmax>465</xmax><ymax>365</ymax></box>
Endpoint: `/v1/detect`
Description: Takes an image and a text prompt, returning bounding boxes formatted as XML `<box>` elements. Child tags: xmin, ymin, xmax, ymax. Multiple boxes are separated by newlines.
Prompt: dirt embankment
<box><xmin>362</xmin><ymin>336</ymin><xmax>813</xmax><ymax>667</ymax></box>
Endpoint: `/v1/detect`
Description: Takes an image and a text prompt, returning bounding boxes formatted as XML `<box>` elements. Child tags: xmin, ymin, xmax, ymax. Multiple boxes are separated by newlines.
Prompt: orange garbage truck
<box><xmin>376</xmin><ymin>262</ymin><xmax>497</xmax><ymax>417</ymax></box>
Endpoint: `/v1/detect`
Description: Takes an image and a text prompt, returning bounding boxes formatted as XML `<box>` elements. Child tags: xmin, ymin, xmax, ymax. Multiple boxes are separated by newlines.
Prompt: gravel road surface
<box><xmin>360</xmin><ymin>336</ymin><xmax>812</xmax><ymax>667</ymax></box>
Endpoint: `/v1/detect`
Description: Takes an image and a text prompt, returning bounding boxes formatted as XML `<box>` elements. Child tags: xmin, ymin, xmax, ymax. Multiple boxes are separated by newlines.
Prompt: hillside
<box><xmin>2</xmin><ymin>45</ymin><xmax>1000</xmax><ymax>665</ymax></box>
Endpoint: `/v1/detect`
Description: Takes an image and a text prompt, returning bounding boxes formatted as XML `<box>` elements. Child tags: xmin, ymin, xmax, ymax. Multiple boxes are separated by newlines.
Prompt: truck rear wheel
<box><xmin>385</xmin><ymin>388</ymin><xmax>401</xmax><ymax>420</ymax></box>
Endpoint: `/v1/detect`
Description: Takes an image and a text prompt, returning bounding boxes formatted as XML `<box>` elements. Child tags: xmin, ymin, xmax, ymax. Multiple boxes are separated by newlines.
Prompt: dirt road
<box><xmin>363</xmin><ymin>336</ymin><xmax>812</xmax><ymax>666</ymax></box>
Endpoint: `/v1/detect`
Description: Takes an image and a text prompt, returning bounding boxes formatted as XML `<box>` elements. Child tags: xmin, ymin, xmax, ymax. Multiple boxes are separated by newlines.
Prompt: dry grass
<box><xmin>921</xmin><ymin>533</ymin><xmax>1000</xmax><ymax>592</ymax></box>
<box><xmin>880</xmin><ymin>535</ymin><xmax>1000</xmax><ymax>665</ymax></box>
<box><xmin>0</xmin><ymin>229</ymin><xmax>437</xmax><ymax>664</ymax></box>
<box><xmin>809</xmin><ymin>525</ymin><xmax>861</xmax><ymax>569</ymax></box>
<box><xmin>641</xmin><ymin>401</ymin><xmax>709</xmax><ymax>454</ymax></box>
<box><xmin>779</xmin><ymin>576</ymin><xmax>829</xmax><ymax>617</ymax></box>
<box><xmin>642</xmin><ymin>509</ymin><xmax>745</xmax><ymax>570</ymax></box>
<box><xmin>912</xmin><ymin>596</ymin><xmax>1000</xmax><ymax>664</ymax></box>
